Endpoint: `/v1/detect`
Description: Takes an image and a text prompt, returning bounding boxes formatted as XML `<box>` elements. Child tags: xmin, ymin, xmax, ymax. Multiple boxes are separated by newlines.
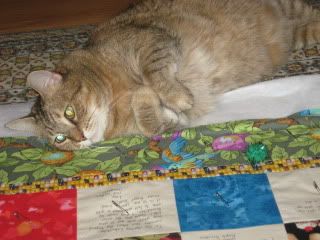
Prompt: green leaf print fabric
<box><xmin>1</xmin><ymin>110</ymin><xmax>320</xmax><ymax>184</ymax></box>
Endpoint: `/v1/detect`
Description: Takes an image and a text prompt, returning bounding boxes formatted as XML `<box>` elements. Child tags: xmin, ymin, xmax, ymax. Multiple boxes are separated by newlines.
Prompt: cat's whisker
<box><xmin>84</xmin><ymin>106</ymin><xmax>98</xmax><ymax>132</ymax></box>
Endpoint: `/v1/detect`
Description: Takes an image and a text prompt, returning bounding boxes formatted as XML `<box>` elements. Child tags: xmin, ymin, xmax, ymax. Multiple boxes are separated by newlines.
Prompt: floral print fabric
<box><xmin>1</xmin><ymin>110</ymin><xmax>320</xmax><ymax>185</ymax></box>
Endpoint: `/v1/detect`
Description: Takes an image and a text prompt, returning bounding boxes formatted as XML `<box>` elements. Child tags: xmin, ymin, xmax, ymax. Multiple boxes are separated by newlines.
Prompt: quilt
<box><xmin>1</xmin><ymin>164</ymin><xmax>320</xmax><ymax>239</ymax></box>
<box><xmin>1</xmin><ymin>110</ymin><xmax>320</xmax><ymax>239</ymax></box>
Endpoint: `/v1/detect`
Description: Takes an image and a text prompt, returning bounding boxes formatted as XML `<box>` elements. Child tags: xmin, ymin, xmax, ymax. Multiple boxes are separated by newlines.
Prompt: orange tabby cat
<box><xmin>7</xmin><ymin>0</ymin><xmax>320</xmax><ymax>150</ymax></box>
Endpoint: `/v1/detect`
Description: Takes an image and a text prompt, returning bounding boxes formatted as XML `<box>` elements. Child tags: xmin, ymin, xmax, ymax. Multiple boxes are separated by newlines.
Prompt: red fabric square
<box><xmin>0</xmin><ymin>189</ymin><xmax>77</xmax><ymax>240</ymax></box>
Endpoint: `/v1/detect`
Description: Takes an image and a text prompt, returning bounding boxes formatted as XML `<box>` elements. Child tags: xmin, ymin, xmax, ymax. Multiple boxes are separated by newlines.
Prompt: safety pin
<box><xmin>215</xmin><ymin>192</ymin><xmax>232</xmax><ymax>207</ymax></box>
<box><xmin>112</xmin><ymin>200</ymin><xmax>129</xmax><ymax>215</ymax></box>
<box><xmin>313</xmin><ymin>180</ymin><xmax>320</xmax><ymax>194</ymax></box>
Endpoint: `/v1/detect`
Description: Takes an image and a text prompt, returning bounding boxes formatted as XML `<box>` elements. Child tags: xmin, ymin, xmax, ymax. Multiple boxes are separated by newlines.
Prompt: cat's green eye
<box><xmin>64</xmin><ymin>105</ymin><xmax>75</xmax><ymax>120</ymax></box>
<box><xmin>55</xmin><ymin>134</ymin><xmax>66</xmax><ymax>143</ymax></box>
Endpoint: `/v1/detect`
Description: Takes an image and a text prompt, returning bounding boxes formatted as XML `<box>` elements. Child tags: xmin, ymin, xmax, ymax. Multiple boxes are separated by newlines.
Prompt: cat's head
<box><xmin>6</xmin><ymin>61</ymin><xmax>110</xmax><ymax>150</ymax></box>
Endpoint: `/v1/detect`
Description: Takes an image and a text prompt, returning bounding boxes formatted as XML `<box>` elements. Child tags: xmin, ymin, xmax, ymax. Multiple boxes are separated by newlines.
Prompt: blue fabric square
<box><xmin>173</xmin><ymin>174</ymin><xmax>282</xmax><ymax>232</ymax></box>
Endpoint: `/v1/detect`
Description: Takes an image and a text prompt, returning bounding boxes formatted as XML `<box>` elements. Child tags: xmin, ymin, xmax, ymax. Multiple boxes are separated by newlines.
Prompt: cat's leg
<box><xmin>131</xmin><ymin>86</ymin><xmax>185</xmax><ymax>136</ymax></box>
<box><xmin>273</xmin><ymin>0</ymin><xmax>320</xmax><ymax>49</ymax></box>
<box><xmin>310</xmin><ymin>233</ymin><xmax>320</xmax><ymax>240</ymax></box>
<box><xmin>294</xmin><ymin>21</ymin><xmax>320</xmax><ymax>49</ymax></box>
<box><xmin>287</xmin><ymin>234</ymin><xmax>298</xmax><ymax>240</ymax></box>
<box><xmin>293</xmin><ymin>0</ymin><xmax>320</xmax><ymax>49</ymax></box>
<box><xmin>141</xmin><ymin>39</ymin><xmax>194</xmax><ymax>113</ymax></box>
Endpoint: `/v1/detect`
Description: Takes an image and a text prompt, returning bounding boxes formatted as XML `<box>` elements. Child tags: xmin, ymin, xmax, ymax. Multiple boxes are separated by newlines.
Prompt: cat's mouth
<box><xmin>76</xmin><ymin>129</ymin><xmax>103</xmax><ymax>149</ymax></box>
<box><xmin>83</xmin><ymin>128</ymin><xmax>103</xmax><ymax>143</ymax></box>
<box><xmin>79</xmin><ymin>138</ymin><xmax>94</xmax><ymax>149</ymax></box>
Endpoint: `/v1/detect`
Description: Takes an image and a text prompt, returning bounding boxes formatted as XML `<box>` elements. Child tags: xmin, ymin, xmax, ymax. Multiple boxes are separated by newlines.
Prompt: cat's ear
<box><xmin>5</xmin><ymin>116</ymin><xmax>38</xmax><ymax>133</ymax></box>
<box><xmin>27</xmin><ymin>70</ymin><xmax>62</xmax><ymax>97</ymax></box>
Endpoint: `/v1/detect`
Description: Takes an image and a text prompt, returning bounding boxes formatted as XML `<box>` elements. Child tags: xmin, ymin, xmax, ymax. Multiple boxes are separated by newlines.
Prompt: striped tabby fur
<box><xmin>7</xmin><ymin>0</ymin><xmax>320</xmax><ymax>150</ymax></box>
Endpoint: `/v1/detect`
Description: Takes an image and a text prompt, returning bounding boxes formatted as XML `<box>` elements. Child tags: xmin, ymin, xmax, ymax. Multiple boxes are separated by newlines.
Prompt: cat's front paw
<box><xmin>160</xmin><ymin>107</ymin><xmax>180</xmax><ymax>131</ymax></box>
<box><xmin>139</xmin><ymin>107</ymin><xmax>189</xmax><ymax>136</ymax></box>
<box><xmin>132</xmin><ymin>86</ymin><xmax>189</xmax><ymax>137</ymax></box>
<box><xmin>159</xmin><ymin>89</ymin><xmax>194</xmax><ymax>113</ymax></box>
<box><xmin>135</xmin><ymin>107</ymin><xmax>179</xmax><ymax>137</ymax></box>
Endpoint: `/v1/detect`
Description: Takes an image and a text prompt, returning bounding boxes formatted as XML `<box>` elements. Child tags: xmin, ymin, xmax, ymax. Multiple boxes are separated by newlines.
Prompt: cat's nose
<box><xmin>80</xmin><ymin>133</ymin><xmax>87</xmax><ymax>141</ymax></box>
<box><xmin>69</xmin><ymin>128</ymin><xmax>87</xmax><ymax>142</ymax></box>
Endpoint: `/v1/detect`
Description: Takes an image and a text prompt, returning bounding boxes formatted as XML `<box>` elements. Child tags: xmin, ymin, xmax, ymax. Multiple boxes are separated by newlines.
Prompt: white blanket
<box><xmin>1</xmin><ymin>74</ymin><xmax>320</xmax><ymax>137</ymax></box>
<box><xmin>190</xmin><ymin>74</ymin><xmax>320</xmax><ymax>126</ymax></box>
